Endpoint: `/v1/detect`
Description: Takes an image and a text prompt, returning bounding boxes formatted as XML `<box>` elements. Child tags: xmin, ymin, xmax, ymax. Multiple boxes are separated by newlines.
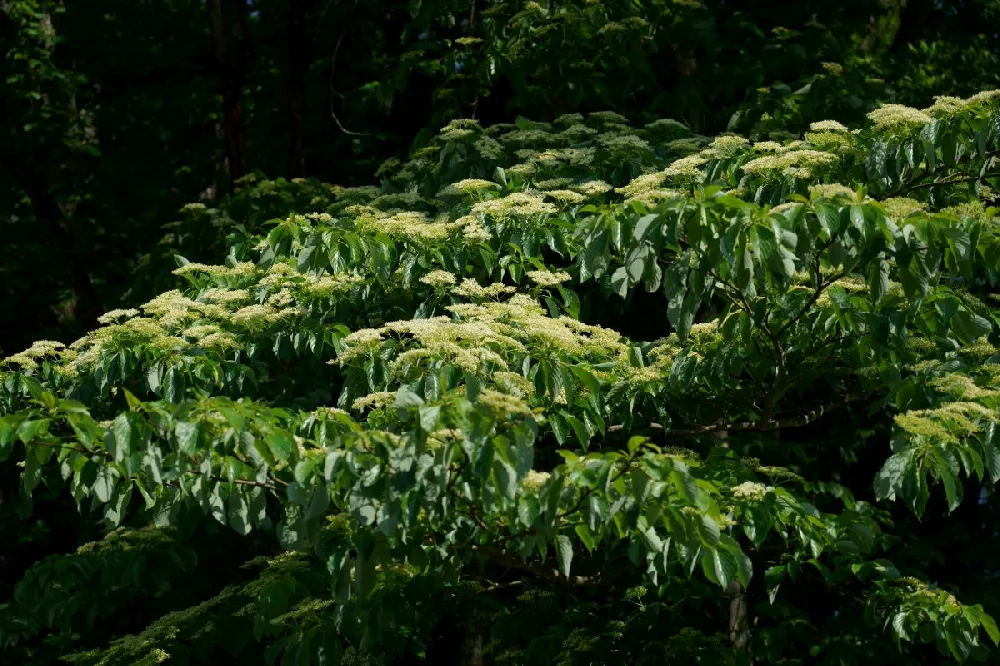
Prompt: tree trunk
<box><xmin>286</xmin><ymin>0</ymin><xmax>307</xmax><ymax>178</ymax></box>
<box><xmin>459</xmin><ymin>616</ymin><xmax>485</xmax><ymax>666</ymax></box>
<box><xmin>207</xmin><ymin>0</ymin><xmax>247</xmax><ymax>191</ymax></box>
<box><xmin>23</xmin><ymin>172</ymin><xmax>104</xmax><ymax>333</ymax></box>
<box><xmin>727</xmin><ymin>579</ymin><xmax>751</xmax><ymax>659</ymax></box>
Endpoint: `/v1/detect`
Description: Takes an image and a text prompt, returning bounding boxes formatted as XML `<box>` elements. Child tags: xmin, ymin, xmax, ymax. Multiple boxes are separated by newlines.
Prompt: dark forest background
<box><xmin>3</xmin><ymin>0</ymin><xmax>998</xmax><ymax>357</ymax></box>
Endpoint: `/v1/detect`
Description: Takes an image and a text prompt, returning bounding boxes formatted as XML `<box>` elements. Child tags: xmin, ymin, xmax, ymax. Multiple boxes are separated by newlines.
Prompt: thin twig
<box><xmin>607</xmin><ymin>393</ymin><xmax>868</xmax><ymax>436</ymax></box>
<box><xmin>895</xmin><ymin>171</ymin><xmax>1000</xmax><ymax>195</ymax></box>
<box><xmin>328</xmin><ymin>31</ymin><xmax>368</xmax><ymax>136</ymax></box>
<box><xmin>474</xmin><ymin>545</ymin><xmax>629</xmax><ymax>587</ymax></box>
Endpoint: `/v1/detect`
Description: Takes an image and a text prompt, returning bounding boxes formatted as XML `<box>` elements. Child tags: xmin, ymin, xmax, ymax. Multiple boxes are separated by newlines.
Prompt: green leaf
<box><xmin>105</xmin><ymin>483</ymin><xmax>132</xmax><ymax>527</ymax></box>
<box><xmin>633</xmin><ymin>213</ymin><xmax>658</xmax><ymax>241</ymax></box>
<box><xmin>626</xmin><ymin>244</ymin><xmax>652</xmax><ymax>282</ymax></box>
<box><xmin>562</xmin><ymin>411</ymin><xmax>590</xmax><ymax>446</ymax></box>
<box><xmin>549</xmin><ymin>412</ymin><xmax>568</xmax><ymax>445</ymax></box>
<box><xmin>64</xmin><ymin>411</ymin><xmax>98</xmax><ymax>451</ymax></box>
<box><xmin>228</xmin><ymin>489</ymin><xmax>252</xmax><ymax>535</ymax></box>
<box><xmin>518</xmin><ymin>495</ymin><xmax>540</xmax><ymax>528</ymax></box>
<box><xmin>122</xmin><ymin>388</ymin><xmax>142</xmax><ymax>412</ymax></box>
<box><xmin>394</xmin><ymin>386</ymin><xmax>425</xmax><ymax>410</ymax></box>
<box><xmin>951</xmin><ymin>307</ymin><xmax>991</xmax><ymax>343</ymax></box>
<box><xmin>964</xmin><ymin>605</ymin><xmax>1000</xmax><ymax>645</ymax></box>
<box><xmin>555</xmin><ymin>534</ymin><xmax>573</xmax><ymax>578</ymax></box>
<box><xmin>17</xmin><ymin>419</ymin><xmax>50</xmax><ymax>445</ymax></box>
<box><xmin>93</xmin><ymin>466</ymin><xmax>116</xmax><ymax>504</ymax></box>
<box><xmin>266</xmin><ymin>431</ymin><xmax>295</xmax><ymax>463</ymax></box>
<box><xmin>875</xmin><ymin>450</ymin><xmax>912</xmax><ymax>503</ymax></box>
<box><xmin>765</xmin><ymin>565</ymin><xmax>785</xmax><ymax>604</ymax></box>
<box><xmin>611</xmin><ymin>266</ymin><xmax>629</xmax><ymax>298</ymax></box>
<box><xmin>670</xmin><ymin>465</ymin><xmax>697</xmax><ymax>503</ymax></box>
<box><xmin>983</xmin><ymin>422</ymin><xmax>1000</xmax><ymax>483</ymax></box>
<box><xmin>575</xmin><ymin>524</ymin><xmax>598</xmax><ymax>552</ymax></box>
<box><xmin>936</xmin><ymin>452</ymin><xmax>962</xmax><ymax>512</ymax></box>
<box><xmin>494</xmin><ymin>461</ymin><xmax>517</xmax><ymax>501</ymax></box>
<box><xmin>111</xmin><ymin>413</ymin><xmax>137</xmax><ymax>463</ymax></box>
<box><xmin>287</xmin><ymin>481</ymin><xmax>310</xmax><ymax>505</ymax></box>
<box><xmin>277</xmin><ymin>506</ymin><xmax>305</xmax><ymax>550</ymax></box>
<box><xmin>711</xmin><ymin>547</ymin><xmax>737</xmax><ymax>588</ymax></box>
<box><xmin>22</xmin><ymin>453</ymin><xmax>43</xmax><ymax>494</ymax></box>
<box><xmin>981</xmin><ymin>612</ymin><xmax>1000</xmax><ymax>646</ymax></box>
<box><xmin>306</xmin><ymin>484</ymin><xmax>331</xmax><ymax>521</ymax></box>
<box><xmin>868</xmin><ymin>256</ymin><xmax>889</xmax><ymax>304</ymax></box>
<box><xmin>174</xmin><ymin>420</ymin><xmax>199</xmax><ymax>455</ymax></box>
<box><xmin>418</xmin><ymin>405</ymin><xmax>441</xmax><ymax>431</ymax></box>
<box><xmin>207</xmin><ymin>483</ymin><xmax>226</xmax><ymax>524</ymax></box>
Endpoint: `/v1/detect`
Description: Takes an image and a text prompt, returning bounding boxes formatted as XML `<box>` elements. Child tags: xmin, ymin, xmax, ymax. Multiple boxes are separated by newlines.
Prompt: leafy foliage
<box><xmin>3</xmin><ymin>85</ymin><xmax>1000</xmax><ymax>664</ymax></box>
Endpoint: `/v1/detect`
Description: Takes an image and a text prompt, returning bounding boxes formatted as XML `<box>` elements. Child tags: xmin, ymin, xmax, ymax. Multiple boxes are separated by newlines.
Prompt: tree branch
<box><xmin>608</xmin><ymin>392</ymin><xmax>868</xmax><ymax>437</ymax></box>
<box><xmin>887</xmin><ymin>147</ymin><xmax>999</xmax><ymax>198</ymax></box>
<box><xmin>895</xmin><ymin>170</ymin><xmax>1000</xmax><ymax>196</ymax></box>
<box><xmin>473</xmin><ymin>545</ymin><xmax>629</xmax><ymax>587</ymax></box>
<box><xmin>328</xmin><ymin>31</ymin><xmax>368</xmax><ymax>136</ymax></box>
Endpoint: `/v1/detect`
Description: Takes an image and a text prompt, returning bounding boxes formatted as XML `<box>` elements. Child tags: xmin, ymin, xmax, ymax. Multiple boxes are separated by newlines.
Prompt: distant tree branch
<box><xmin>888</xmin><ymin>149</ymin><xmax>998</xmax><ymax>197</ymax></box>
<box><xmin>474</xmin><ymin>546</ymin><xmax>629</xmax><ymax>587</ymax></box>
<box><xmin>896</xmin><ymin>170</ymin><xmax>1000</xmax><ymax>196</ymax></box>
<box><xmin>608</xmin><ymin>392</ymin><xmax>869</xmax><ymax>437</ymax></box>
<box><xmin>328</xmin><ymin>31</ymin><xmax>368</xmax><ymax>136</ymax></box>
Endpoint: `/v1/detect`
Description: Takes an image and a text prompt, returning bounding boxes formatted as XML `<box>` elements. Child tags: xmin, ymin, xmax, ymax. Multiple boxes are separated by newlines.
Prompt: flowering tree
<box><xmin>3</xmin><ymin>90</ymin><xmax>1000</xmax><ymax>664</ymax></box>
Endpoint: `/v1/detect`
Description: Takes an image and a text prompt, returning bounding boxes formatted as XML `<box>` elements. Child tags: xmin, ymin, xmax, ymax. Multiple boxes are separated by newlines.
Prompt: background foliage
<box><xmin>2</xmin><ymin>1</ymin><xmax>1000</xmax><ymax>664</ymax></box>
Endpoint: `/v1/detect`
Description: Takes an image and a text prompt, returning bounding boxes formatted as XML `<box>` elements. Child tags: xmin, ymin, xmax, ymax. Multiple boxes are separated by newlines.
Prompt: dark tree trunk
<box><xmin>286</xmin><ymin>0</ymin><xmax>308</xmax><ymax>178</ymax></box>
<box><xmin>459</xmin><ymin>618</ymin><xmax>485</xmax><ymax>666</ymax></box>
<box><xmin>207</xmin><ymin>0</ymin><xmax>247</xmax><ymax>190</ymax></box>
<box><xmin>22</xmin><ymin>172</ymin><xmax>104</xmax><ymax>333</ymax></box>
<box><xmin>727</xmin><ymin>579</ymin><xmax>751</xmax><ymax>661</ymax></box>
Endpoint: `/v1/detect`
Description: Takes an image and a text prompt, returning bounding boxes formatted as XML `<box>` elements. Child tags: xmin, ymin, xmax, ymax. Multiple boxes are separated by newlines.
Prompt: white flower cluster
<box><xmin>471</xmin><ymin>192</ymin><xmax>558</xmax><ymax>219</ymax></box>
<box><xmin>97</xmin><ymin>309</ymin><xmax>141</xmax><ymax>324</ymax></box>
<box><xmin>880</xmin><ymin>197</ymin><xmax>926</xmax><ymax>219</ymax></box>
<box><xmin>808</xmin><ymin>120</ymin><xmax>848</xmax><ymax>132</ymax></box>
<box><xmin>732</xmin><ymin>481</ymin><xmax>767</xmax><ymax>501</ymax></box>
<box><xmin>526</xmin><ymin>270</ymin><xmax>572</xmax><ymax>287</ymax></box>
<box><xmin>808</xmin><ymin>183</ymin><xmax>857</xmax><ymax>200</ymax></box>
<box><xmin>866</xmin><ymin>104</ymin><xmax>932</xmax><ymax>130</ymax></box>
<box><xmin>1</xmin><ymin>340</ymin><xmax>67</xmax><ymax>370</ymax></box>
<box><xmin>741</xmin><ymin>149</ymin><xmax>838</xmax><ymax>179</ymax></box>
<box><xmin>520</xmin><ymin>469</ymin><xmax>551</xmax><ymax>491</ymax></box>
<box><xmin>663</xmin><ymin>154</ymin><xmax>707</xmax><ymax>180</ymax></box>
<box><xmin>545</xmin><ymin>189</ymin><xmax>587</xmax><ymax>205</ymax></box>
<box><xmin>419</xmin><ymin>270</ymin><xmax>458</xmax><ymax>288</ymax></box>
<box><xmin>570</xmin><ymin>180</ymin><xmax>613</xmax><ymax>196</ymax></box>
<box><xmin>704</xmin><ymin>134</ymin><xmax>749</xmax><ymax>158</ymax></box>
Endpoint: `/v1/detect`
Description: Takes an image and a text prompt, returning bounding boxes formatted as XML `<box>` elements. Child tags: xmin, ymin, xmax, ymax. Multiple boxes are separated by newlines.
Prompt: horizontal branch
<box><xmin>473</xmin><ymin>545</ymin><xmax>629</xmax><ymax>587</ymax></box>
<box><xmin>897</xmin><ymin>170</ymin><xmax>1000</xmax><ymax>196</ymax></box>
<box><xmin>608</xmin><ymin>393</ymin><xmax>869</xmax><ymax>437</ymax></box>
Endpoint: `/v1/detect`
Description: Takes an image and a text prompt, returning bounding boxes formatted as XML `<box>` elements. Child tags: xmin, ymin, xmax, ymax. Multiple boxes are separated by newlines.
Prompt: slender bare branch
<box><xmin>474</xmin><ymin>546</ymin><xmax>629</xmax><ymax>587</ymax></box>
<box><xmin>608</xmin><ymin>392</ymin><xmax>868</xmax><ymax>437</ymax></box>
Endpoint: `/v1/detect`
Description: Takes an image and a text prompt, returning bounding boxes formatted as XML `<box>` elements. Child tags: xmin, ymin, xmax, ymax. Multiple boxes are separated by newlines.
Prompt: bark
<box><xmin>726</xmin><ymin>579</ymin><xmax>751</xmax><ymax>656</ymax></box>
<box><xmin>459</xmin><ymin>618</ymin><xmax>485</xmax><ymax>666</ymax></box>
<box><xmin>207</xmin><ymin>0</ymin><xmax>247</xmax><ymax>190</ymax></box>
<box><xmin>286</xmin><ymin>0</ymin><xmax>307</xmax><ymax>177</ymax></box>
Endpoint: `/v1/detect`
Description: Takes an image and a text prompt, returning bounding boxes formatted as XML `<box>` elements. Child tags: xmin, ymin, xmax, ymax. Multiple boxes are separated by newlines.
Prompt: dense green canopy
<box><xmin>2</xmin><ymin>1</ymin><xmax>1000</xmax><ymax>665</ymax></box>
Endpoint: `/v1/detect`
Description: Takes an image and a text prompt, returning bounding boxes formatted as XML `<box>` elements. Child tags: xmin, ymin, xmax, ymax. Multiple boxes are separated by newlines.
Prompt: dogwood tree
<box><xmin>3</xmin><ymin>89</ymin><xmax>1000</xmax><ymax>664</ymax></box>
